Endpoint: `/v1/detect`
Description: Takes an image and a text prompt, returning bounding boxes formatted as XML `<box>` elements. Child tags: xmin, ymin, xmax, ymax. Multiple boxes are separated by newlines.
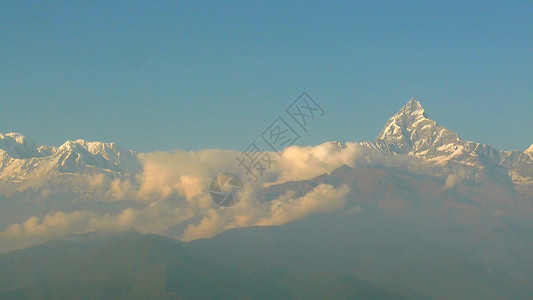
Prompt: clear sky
<box><xmin>1</xmin><ymin>1</ymin><xmax>532</xmax><ymax>152</ymax></box>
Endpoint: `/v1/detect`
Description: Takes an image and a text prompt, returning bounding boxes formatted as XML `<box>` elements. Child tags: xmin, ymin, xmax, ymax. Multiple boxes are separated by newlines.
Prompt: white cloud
<box><xmin>0</xmin><ymin>183</ymin><xmax>350</xmax><ymax>253</ymax></box>
<box><xmin>254</xmin><ymin>183</ymin><xmax>350</xmax><ymax>226</ymax></box>
<box><xmin>444</xmin><ymin>170</ymin><xmax>467</xmax><ymax>190</ymax></box>
<box><xmin>181</xmin><ymin>183</ymin><xmax>350</xmax><ymax>241</ymax></box>
<box><xmin>270</xmin><ymin>142</ymin><xmax>363</xmax><ymax>184</ymax></box>
<box><xmin>136</xmin><ymin>150</ymin><xmax>239</xmax><ymax>204</ymax></box>
<box><xmin>0</xmin><ymin>143</ymin><xmax>361</xmax><ymax>253</ymax></box>
<box><xmin>0</xmin><ymin>200</ymin><xmax>199</xmax><ymax>253</ymax></box>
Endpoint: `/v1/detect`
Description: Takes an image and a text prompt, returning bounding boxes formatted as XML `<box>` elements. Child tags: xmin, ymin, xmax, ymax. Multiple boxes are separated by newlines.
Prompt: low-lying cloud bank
<box><xmin>0</xmin><ymin>142</ymin><xmax>359</xmax><ymax>253</ymax></box>
<box><xmin>0</xmin><ymin>184</ymin><xmax>350</xmax><ymax>252</ymax></box>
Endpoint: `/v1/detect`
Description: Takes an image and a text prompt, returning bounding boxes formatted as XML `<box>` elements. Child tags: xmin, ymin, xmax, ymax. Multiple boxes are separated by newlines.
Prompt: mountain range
<box><xmin>2</xmin><ymin>99</ymin><xmax>531</xmax><ymax>194</ymax></box>
<box><xmin>361</xmin><ymin>99</ymin><xmax>533</xmax><ymax>192</ymax></box>
<box><xmin>0</xmin><ymin>133</ymin><xmax>140</xmax><ymax>182</ymax></box>
<box><xmin>0</xmin><ymin>99</ymin><xmax>532</xmax><ymax>299</ymax></box>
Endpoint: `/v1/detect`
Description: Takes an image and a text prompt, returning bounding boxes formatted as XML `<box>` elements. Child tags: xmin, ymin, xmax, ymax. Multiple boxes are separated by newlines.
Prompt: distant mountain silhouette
<box><xmin>0</xmin><ymin>229</ymin><xmax>413</xmax><ymax>300</ymax></box>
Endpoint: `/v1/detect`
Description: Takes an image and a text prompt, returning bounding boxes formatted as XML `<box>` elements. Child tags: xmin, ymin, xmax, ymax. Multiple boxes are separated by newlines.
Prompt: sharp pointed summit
<box><xmin>367</xmin><ymin>98</ymin><xmax>533</xmax><ymax>188</ymax></box>
<box><xmin>376</xmin><ymin>98</ymin><xmax>460</xmax><ymax>155</ymax></box>
<box><xmin>387</xmin><ymin>98</ymin><xmax>427</xmax><ymax>122</ymax></box>
<box><xmin>399</xmin><ymin>98</ymin><xmax>427</xmax><ymax>117</ymax></box>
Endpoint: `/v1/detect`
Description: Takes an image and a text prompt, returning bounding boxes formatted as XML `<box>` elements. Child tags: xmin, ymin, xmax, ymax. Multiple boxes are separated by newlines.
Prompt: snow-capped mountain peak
<box><xmin>393</xmin><ymin>98</ymin><xmax>427</xmax><ymax>119</ymax></box>
<box><xmin>376</xmin><ymin>98</ymin><xmax>461</xmax><ymax>156</ymax></box>
<box><xmin>381</xmin><ymin>98</ymin><xmax>427</xmax><ymax>127</ymax></box>
<box><xmin>366</xmin><ymin>99</ymin><xmax>533</xmax><ymax>190</ymax></box>
<box><xmin>0</xmin><ymin>133</ymin><xmax>41</xmax><ymax>159</ymax></box>
<box><xmin>0</xmin><ymin>134</ymin><xmax>141</xmax><ymax>182</ymax></box>
<box><xmin>58</xmin><ymin>139</ymin><xmax>139</xmax><ymax>174</ymax></box>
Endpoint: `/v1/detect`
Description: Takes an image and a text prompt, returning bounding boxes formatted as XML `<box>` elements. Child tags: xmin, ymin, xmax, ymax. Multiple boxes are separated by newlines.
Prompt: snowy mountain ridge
<box><xmin>1</xmin><ymin>98</ymin><xmax>531</xmax><ymax>192</ymax></box>
<box><xmin>0</xmin><ymin>134</ymin><xmax>140</xmax><ymax>182</ymax></box>
<box><xmin>359</xmin><ymin>98</ymin><xmax>533</xmax><ymax>190</ymax></box>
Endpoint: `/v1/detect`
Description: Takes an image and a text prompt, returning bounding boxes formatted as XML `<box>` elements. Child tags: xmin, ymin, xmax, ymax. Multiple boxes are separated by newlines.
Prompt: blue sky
<box><xmin>1</xmin><ymin>1</ymin><xmax>532</xmax><ymax>152</ymax></box>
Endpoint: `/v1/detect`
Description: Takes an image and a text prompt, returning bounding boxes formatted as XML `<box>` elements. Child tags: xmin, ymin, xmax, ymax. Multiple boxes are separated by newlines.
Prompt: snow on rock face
<box><xmin>376</xmin><ymin>98</ymin><xmax>462</xmax><ymax>158</ymax></box>
<box><xmin>53</xmin><ymin>139</ymin><xmax>140</xmax><ymax>174</ymax></box>
<box><xmin>0</xmin><ymin>133</ymin><xmax>41</xmax><ymax>159</ymax></box>
<box><xmin>376</xmin><ymin>98</ymin><xmax>424</xmax><ymax>153</ymax></box>
<box><xmin>525</xmin><ymin>145</ymin><xmax>533</xmax><ymax>159</ymax></box>
<box><xmin>0</xmin><ymin>133</ymin><xmax>141</xmax><ymax>182</ymax></box>
<box><xmin>370</xmin><ymin>99</ymin><xmax>533</xmax><ymax>188</ymax></box>
<box><xmin>0</xmin><ymin>100</ymin><xmax>531</xmax><ymax>194</ymax></box>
